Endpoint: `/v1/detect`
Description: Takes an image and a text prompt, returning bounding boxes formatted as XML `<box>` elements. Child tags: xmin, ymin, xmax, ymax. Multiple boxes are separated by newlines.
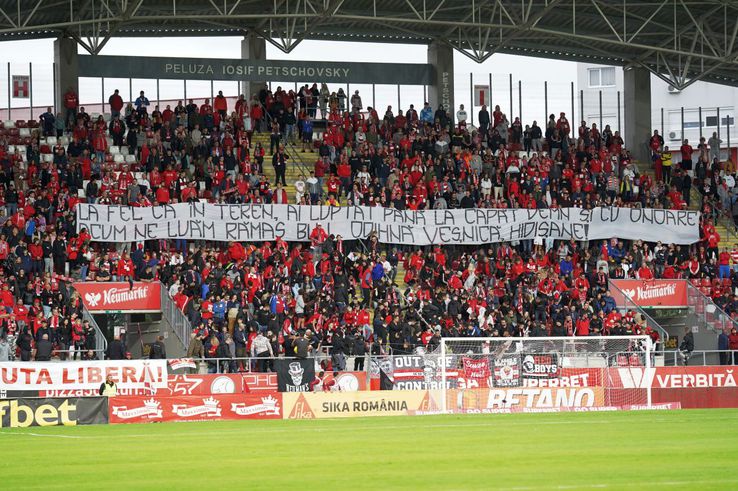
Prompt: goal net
<box><xmin>436</xmin><ymin>336</ymin><xmax>653</xmax><ymax>413</ymax></box>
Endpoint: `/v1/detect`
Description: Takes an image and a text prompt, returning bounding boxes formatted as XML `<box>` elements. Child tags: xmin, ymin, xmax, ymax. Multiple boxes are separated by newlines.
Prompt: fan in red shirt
<box><xmin>637</xmin><ymin>263</ymin><xmax>654</xmax><ymax>280</ymax></box>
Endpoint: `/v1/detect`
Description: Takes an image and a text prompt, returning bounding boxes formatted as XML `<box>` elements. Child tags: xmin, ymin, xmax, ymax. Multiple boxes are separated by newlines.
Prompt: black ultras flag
<box><xmin>0</xmin><ymin>396</ymin><xmax>109</xmax><ymax>428</ymax></box>
<box><xmin>275</xmin><ymin>359</ymin><xmax>315</xmax><ymax>392</ymax></box>
<box><xmin>492</xmin><ymin>356</ymin><xmax>522</xmax><ymax>388</ymax></box>
<box><xmin>369</xmin><ymin>357</ymin><xmax>395</xmax><ymax>390</ymax></box>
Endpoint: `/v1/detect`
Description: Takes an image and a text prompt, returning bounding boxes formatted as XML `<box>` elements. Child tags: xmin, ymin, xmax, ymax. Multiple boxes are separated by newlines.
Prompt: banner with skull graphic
<box><xmin>275</xmin><ymin>359</ymin><xmax>315</xmax><ymax>392</ymax></box>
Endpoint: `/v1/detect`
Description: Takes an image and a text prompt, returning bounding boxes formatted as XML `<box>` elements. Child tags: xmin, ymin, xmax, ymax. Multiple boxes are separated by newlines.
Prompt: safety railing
<box><xmin>44</xmin><ymin>348</ymin><xmax>107</xmax><ymax>360</ymax></box>
<box><xmin>260</xmin><ymin>105</ymin><xmax>311</xmax><ymax>180</ymax></box>
<box><xmin>8</xmin><ymin>349</ymin><xmax>738</xmax><ymax>368</ymax></box>
<box><xmin>160</xmin><ymin>285</ymin><xmax>192</xmax><ymax>349</ymax></box>
<box><xmin>79</xmin><ymin>305</ymin><xmax>108</xmax><ymax>360</ymax></box>
<box><xmin>608</xmin><ymin>280</ymin><xmax>670</xmax><ymax>345</ymax></box>
<box><xmin>161</xmin><ymin>349</ymin><xmax>738</xmax><ymax>373</ymax></box>
<box><xmin>686</xmin><ymin>281</ymin><xmax>738</xmax><ymax>334</ymax></box>
<box><xmin>655</xmin><ymin>349</ymin><xmax>737</xmax><ymax>367</ymax></box>
<box><xmin>62</xmin><ymin>279</ymin><xmax>108</xmax><ymax>359</ymax></box>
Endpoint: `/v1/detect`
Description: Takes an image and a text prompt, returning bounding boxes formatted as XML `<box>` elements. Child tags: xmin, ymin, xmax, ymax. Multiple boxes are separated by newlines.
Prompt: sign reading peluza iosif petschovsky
<box><xmin>0</xmin><ymin>361</ymin><xmax>169</xmax><ymax>392</ymax></box>
<box><xmin>76</xmin><ymin>203</ymin><xmax>700</xmax><ymax>246</ymax></box>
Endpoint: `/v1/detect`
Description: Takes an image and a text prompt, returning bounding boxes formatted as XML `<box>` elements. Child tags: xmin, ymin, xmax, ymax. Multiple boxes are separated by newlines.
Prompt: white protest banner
<box><xmin>0</xmin><ymin>360</ymin><xmax>169</xmax><ymax>392</ymax></box>
<box><xmin>75</xmin><ymin>203</ymin><xmax>699</xmax><ymax>246</ymax></box>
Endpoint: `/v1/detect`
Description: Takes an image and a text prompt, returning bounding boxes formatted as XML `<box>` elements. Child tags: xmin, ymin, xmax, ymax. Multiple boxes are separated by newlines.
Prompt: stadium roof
<box><xmin>2</xmin><ymin>0</ymin><xmax>738</xmax><ymax>90</ymax></box>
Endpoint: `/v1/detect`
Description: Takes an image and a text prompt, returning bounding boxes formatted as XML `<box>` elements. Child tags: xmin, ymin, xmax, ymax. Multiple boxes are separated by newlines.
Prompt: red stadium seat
<box><xmin>14</xmin><ymin>120</ymin><xmax>27</xmax><ymax>128</ymax></box>
<box><xmin>27</xmin><ymin>120</ymin><xmax>39</xmax><ymax>128</ymax></box>
<box><xmin>701</xmin><ymin>278</ymin><xmax>711</xmax><ymax>287</ymax></box>
<box><xmin>690</xmin><ymin>278</ymin><xmax>701</xmax><ymax>287</ymax></box>
<box><xmin>722</xmin><ymin>278</ymin><xmax>733</xmax><ymax>287</ymax></box>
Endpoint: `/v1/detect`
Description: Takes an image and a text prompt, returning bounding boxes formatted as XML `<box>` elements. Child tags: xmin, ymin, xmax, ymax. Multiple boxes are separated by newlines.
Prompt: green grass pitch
<box><xmin>2</xmin><ymin>409</ymin><xmax>737</xmax><ymax>490</ymax></box>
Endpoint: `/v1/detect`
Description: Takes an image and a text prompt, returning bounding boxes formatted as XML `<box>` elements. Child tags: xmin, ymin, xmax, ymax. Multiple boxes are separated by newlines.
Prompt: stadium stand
<box><xmin>0</xmin><ymin>82</ymin><xmax>735</xmax><ymax>366</ymax></box>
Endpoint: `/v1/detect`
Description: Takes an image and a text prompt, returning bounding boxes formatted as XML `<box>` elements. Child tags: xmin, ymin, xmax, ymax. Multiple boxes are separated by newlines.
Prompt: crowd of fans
<box><xmin>0</xmin><ymin>80</ymin><xmax>736</xmax><ymax>366</ymax></box>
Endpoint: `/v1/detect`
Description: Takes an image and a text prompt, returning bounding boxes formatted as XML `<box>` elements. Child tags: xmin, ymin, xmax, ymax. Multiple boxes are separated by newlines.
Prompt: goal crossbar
<box><xmin>439</xmin><ymin>336</ymin><xmax>653</xmax><ymax>413</ymax></box>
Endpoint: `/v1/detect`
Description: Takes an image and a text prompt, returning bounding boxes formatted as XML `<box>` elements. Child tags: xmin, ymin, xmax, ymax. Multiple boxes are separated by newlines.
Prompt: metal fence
<box><xmin>0</xmin><ymin>61</ymin><xmax>733</xmax><ymax>151</ymax></box>
<box><xmin>163</xmin><ymin>349</ymin><xmax>738</xmax><ymax>374</ymax></box>
<box><xmin>160</xmin><ymin>286</ymin><xmax>192</xmax><ymax>349</ymax></box>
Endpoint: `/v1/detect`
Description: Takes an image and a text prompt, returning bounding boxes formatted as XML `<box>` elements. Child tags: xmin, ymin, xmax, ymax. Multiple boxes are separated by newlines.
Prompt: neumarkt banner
<box><xmin>0</xmin><ymin>397</ymin><xmax>109</xmax><ymax>428</ymax></box>
<box><xmin>79</xmin><ymin>55</ymin><xmax>433</xmax><ymax>85</ymax></box>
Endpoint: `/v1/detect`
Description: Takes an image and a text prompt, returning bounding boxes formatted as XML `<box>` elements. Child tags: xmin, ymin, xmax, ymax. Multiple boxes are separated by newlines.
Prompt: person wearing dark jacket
<box><xmin>35</xmin><ymin>334</ymin><xmax>53</xmax><ymax>361</ymax></box>
<box><xmin>330</xmin><ymin>331</ymin><xmax>347</xmax><ymax>371</ymax></box>
<box><xmin>718</xmin><ymin>328</ymin><xmax>730</xmax><ymax>365</ymax></box>
<box><xmin>106</xmin><ymin>335</ymin><xmax>127</xmax><ymax>360</ymax></box>
<box><xmin>272</xmin><ymin>146</ymin><xmax>289</xmax><ymax>187</ymax></box>
<box><xmin>679</xmin><ymin>328</ymin><xmax>695</xmax><ymax>366</ymax></box>
<box><xmin>478</xmin><ymin>105</ymin><xmax>490</xmax><ymax>140</ymax></box>
<box><xmin>352</xmin><ymin>334</ymin><xmax>366</xmax><ymax>371</ymax></box>
<box><xmin>149</xmin><ymin>335</ymin><xmax>167</xmax><ymax>359</ymax></box>
<box><xmin>16</xmin><ymin>327</ymin><xmax>33</xmax><ymax>361</ymax></box>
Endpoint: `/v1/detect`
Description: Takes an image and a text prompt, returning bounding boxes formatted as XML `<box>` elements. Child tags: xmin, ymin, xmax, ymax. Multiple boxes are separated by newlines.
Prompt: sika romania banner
<box><xmin>283</xmin><ymin>390</ymin><xmax>437</xmax><ymax>419</ymax></box>
<box><xmin>609</xmin><ymin>279</ymin><xmax>688</xmax><ymax>307</ymax></box>
<box><xmin>108</xmin><ymin>393</ymin><xmax>282</xmax><ymax>423</ymax></box>
<box><xmin>76</xmin><ymin>203</ymin><xmax>700</xmax><ymax>246</ymax></box>
<box><xmin>0</xmin><ymin>360</ymin><xmax>168</xmax><ymax>392</ymax></box>
<box><xmin>0</xmin><ymin>397</ymin><xmax>108</xmax><ymax>427</ymax></box>
<box><xmin>73</xmin><ymin>282</ymin><xmax>162</xmax><ymax>312</ymax></box>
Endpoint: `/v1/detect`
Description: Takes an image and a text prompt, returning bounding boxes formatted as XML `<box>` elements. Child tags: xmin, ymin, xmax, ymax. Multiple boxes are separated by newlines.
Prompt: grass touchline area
<box><xmin>2</xmin><ymin>410</ymin><xmax>738</xmax><ymax>491</ymax></box>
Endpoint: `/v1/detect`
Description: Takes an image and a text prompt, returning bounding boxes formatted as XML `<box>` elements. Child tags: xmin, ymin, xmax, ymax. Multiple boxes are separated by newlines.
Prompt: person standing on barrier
<box><xmin>99</xmin><ymin>374</ymin><xmax>117</xmax><ymax>397</ymax></box>
<box><xmin>294</xmin><ymin>330</ymin><xmax>312</xmax><ymax>359</ymax></box>
<box><xmin>719</xmin><ymin>328</ymin><xmax>730</xmax><ymax>365</ymax></box>
<box><xmin>352</xmin><ymin>333</ymin><xmax>366</xmax><ymax>371</ymax></box>
<box><xmin>251</xmin><ymin>330</ymin><xmax>273</xmax><ymax>372</ymax></box>
<box><xmin>729</xmin><ymin>327</ymin><xmax>738</xmax><ymax>365</ymax></box>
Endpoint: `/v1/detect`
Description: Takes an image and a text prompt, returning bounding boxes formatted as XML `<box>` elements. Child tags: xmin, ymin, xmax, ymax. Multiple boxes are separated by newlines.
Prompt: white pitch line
<box><xmin>500</xmin><ymin>478</ymin><xmax>738</xmax><ymax>490</ymax></box>
<box><xmin>0</xmin><ymin>431</ymin><xmax>86</xmax><ymax>439</ymax></box>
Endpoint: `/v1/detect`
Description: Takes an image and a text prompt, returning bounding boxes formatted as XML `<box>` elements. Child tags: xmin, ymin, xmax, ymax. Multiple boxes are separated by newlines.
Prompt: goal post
<box><xmin>438</xmin><ymin>336</ymin><xmax>653</xmax><ymax>413</ymax></box>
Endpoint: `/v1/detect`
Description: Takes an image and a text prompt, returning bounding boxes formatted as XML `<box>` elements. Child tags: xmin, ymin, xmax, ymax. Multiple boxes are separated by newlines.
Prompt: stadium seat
<box><xmin>124</xmin><ymin>154</ymin><xmax>137</xmax><ymax>164</ymax></box>
<box><xmin>106</xmin><ymin>137</ymin><xmax>113</xmax><ymax>147</ymax></box>
<box><xmin>19</xmin><ymin>128</ymin><xmax>30</xmax><ymax>138</ymax></box>
<box><xmin>14</xmin><ymin>120</ymin><xmax>27</xmax><ymax>128</ymax></box>
<box><xmin>109</xmin><ymin>146</ymin><xmax>120</xmax><ymax>155</ymax></box>
<box><xmin>701</xmin><ymin>278</ymin><xmax>711</xmax><ymax>287</ymax></box>
<box><xmin>3</xmin><ymin>120</ymin><xmax>14</xmax><ymax>129</ymax></box>
<box><xmin>27</xmin><ymin>120</ymin><xmax>39</xmax><ymax>128</ymax></box>
<box><xmin>690</xmin><ymin>278</ymin><xmax>701</xmax><ymax>287</ymax></box>
<box><xmin>103</xmin><ymin>113</ymin><xmax>111</xmax><ymax>121</ymax></box>
<box><xmin>60</xmin><ymin>136</ymin><xmax>70</xmax><ymax>145</ymax></box>
<box><xmin>120</xmin><ymin>146</ymin><xmax>129</xmax><ymax>156</ymax></box>
<box><xmin>41</xmin><ymin>153</ymin><xmax>53</xmax><ymax>163</ymax></box>
<box><xmin>113</xmin><ymin>154</ymin><xmax>125</xmax><ymax>164</ymax></box>
<box><xmin>46</xmin><ymin>136</ymin><xmax>57</xmax><ymax>145</ymax></box>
